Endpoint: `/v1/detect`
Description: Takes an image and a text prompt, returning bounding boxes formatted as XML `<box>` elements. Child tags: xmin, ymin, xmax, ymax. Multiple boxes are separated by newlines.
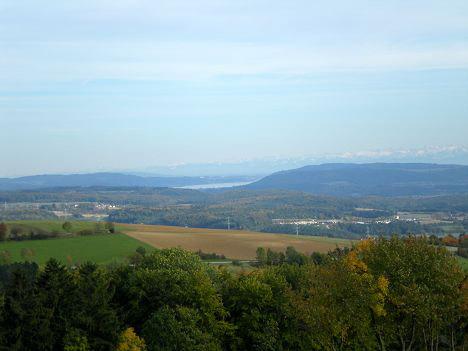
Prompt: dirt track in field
<box><xmin>121</xmin><ymin>224</ymin><xmax>352</xmax><ymax>259</ymax></box>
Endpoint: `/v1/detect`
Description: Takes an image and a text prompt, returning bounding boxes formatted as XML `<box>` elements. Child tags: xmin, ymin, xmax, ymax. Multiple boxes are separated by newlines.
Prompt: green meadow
<box><xmin>0</xmin><ymin>234</ymin><xmax>152</xmax><ymax>266</ymax></box>
<box><xmin>457</xmin><ymin>256</ymin><xmax>468</xmax><ymax>271</ymax></box>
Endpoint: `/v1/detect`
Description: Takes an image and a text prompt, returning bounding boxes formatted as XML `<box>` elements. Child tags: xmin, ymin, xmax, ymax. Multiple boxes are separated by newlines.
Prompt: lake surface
<box><xmin>177</xmin><ymin>181</ymin><xmax>254</xmax><ymax>189</ymax></box>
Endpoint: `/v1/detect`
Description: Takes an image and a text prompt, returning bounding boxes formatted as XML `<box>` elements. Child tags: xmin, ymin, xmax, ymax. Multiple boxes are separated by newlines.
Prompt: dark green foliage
<box><xmin>0</xmin><ymin>268</ymin><xmax>51</xmax><ymax>351</ymax></box>
<box><xmin>0</xmin><ymin>251</ymin><xmax>12</xmax><ymax>265</ymax></box>
<box><xmin>113</xmin><ymin>248</ymin><xmax>228</xmax><ymax>336</ymax></box>
<box><xmin>77</xmin><ymin>229</ymin><xmax>93</xmax><ymax>236</ymax></box>
<box><xmin>62</xmin><ymin>222</ymin><xmax>73</xmax><ymax>232</ymax></box>
<box><xmin>0</xmin><ymin>262</ymin><xmax>38</xmax><ymax>292</ymax></box>
<box><xmin>0</xmin><ymin>260</ymin><xmax>119</xmax><ymax>351</ymax></box>
<box><xmin>73</xmin><ymin>263</ymin><xmax>120</xmax><ymax>351</ymax></box>
<box><xmin>135</xmin><ymin>246</ymin><xmax>146</xmax><ymax>256</ymax></box>
<box><xmin>310</xmin><ymin>251</ymin><xmax>327</xmax><ymax>265</ymax></box>
<box><xmin>285</xmin><ymin>246</ymin><xmax>308</xmax><ymax>265</ymax></box>
<box><xmin>255</xmin><ymin>247</ymin><xmax>267</xmax><ymax>266</ymax></box>
<box><xmin>35</xmin><ymin>259</ymin><xmax>85</xmax><ymax>351</ymax></box>
<box><xmin>142</xmin><ymin>306</ymin><xmax>221</xmax><ymax>351</ymax></box>
<box><xmin>0</xmin><ymin>223</ymin><xmax>7</xmax><ymax>241</ymax></box>
<box><xmin>0</xmin><ymin>239</ymin><xmax>466</xmax><ymax>351</ymax></box>
<box><xmin>105</xmin><ymin>222</ymin><xmax>115</xmax><ymax>234</ymax></box>
<box><xmin>195</xmin><ymin>250</ymin><xmax>226</xmax><ymax>260</ymax></box>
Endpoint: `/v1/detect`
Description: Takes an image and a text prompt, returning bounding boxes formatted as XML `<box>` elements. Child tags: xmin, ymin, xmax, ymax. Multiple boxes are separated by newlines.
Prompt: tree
<box><xmin>9</xmin><ymin>227</ymin><xmax>22</xmax><ymax>240</ymax></box>
<box><xmin>62</xmin><ymin>222</ymin><xmax>73</xmax><ymax>232</ymax></box>
<box><xmin>0</xmin><ymin>251</ymin><xmax>12</xmax><ymax>265</ymax></box>
<box><xmin>220</xmin><ymin>269</ymin><xmax>287</xmax><ymax>351</ymax></box>
<box><xmin>36</xmin><ymin>259</ymin><xmax>79</xmax><ymax>351</ymax></box>
<box><xmin>142</xmin><ymin>306</ymin><xmax>220</xmax><ymax>351</ymax></box>
<box><xmin>118</xmin><ymin>249</ymin><xmax>228</xmax><ymax>335</ymax></box>
<box><xmin>256</xmin><ymin>247</ymin><xmax>267</xmax><ymax>266</ymax></box>
<box><xmin>355</xmin><ymin>237</ymin><xmax>466</xmax><ymax>351</ymax></box>
<box><xmin>136</xmin><ymin>247</ymin><xmax>146</xmax><ymax>256</ymax></box>
<box><xmin>266</xmin><ymin>248</ymin><xmax>284</xmax><ymax>266</ymax></box>
<box><xmin>73</xmin><ymin>263</ymin><xmax>120</xmax><ymax>351</ymax></box>
<box><xmin>285</xmin><ymin>246</ymin><xmax>307</xmax><ymax>265</ymax></box>
<box><xmin>296</xmin><ymin>260</ymin><xmax>379</xmax><ymax>351</ymax></box>
<box><xmin>20</xmin><ymin>248</ymin><xmax>35</xmax><ymax>262</ymax></box>
<box><xmin>105</xmin><ymin>222</ymin><xmax>115</xmax><ymax>234</ymax></box>
<box><xmin>116</xmin><ymin>327</ymin><xmax>146</xmax><ymax>351</ymax></box>
<box><xmin>0</xmin><ymin>223</ymin><xmax>8</xmax><ymax>241</ymax></box>
<box><xmin>0</xmin><ymin>269</ymin><xmax>52</xmax><ymax>351</ymax></box>
<box><xmin>63</xmin><ymin>328</ymin><xmax>90</xmax><ymax>351</ymax></box>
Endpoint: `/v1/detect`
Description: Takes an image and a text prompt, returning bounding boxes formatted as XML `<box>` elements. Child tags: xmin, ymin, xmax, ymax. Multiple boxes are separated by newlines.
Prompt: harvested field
<box><xmin>122</xmin><ymin>224</ymin><xmax>353</xmax><ymax>259</ymax></box>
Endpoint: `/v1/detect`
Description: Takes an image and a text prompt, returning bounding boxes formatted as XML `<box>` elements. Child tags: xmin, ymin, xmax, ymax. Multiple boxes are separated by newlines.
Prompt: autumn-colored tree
<box><xmin>442</xmin><ymin>234</ymin><xmax>458</xmax><ymax>246</ymax></box>
<box><xmin>116</xmin><ymin>327</ymin><xmax>146</xmax><ymax>351</ymax></box>
<box><xmin>298</xmin><ymin>258</ymin><xmax>383</xmax><ymax>351</ymax></box>
<box><xmin>356</xmin><ymin>237</ymin><xmax>466</xmax><ymax>351</ymax></box>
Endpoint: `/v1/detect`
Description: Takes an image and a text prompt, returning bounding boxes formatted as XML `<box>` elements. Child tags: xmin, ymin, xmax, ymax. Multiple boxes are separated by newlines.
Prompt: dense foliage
<box><xmin>0</xmin><ymin>237</ymin><xmax>467</xmax><ymax>351</ymax></box>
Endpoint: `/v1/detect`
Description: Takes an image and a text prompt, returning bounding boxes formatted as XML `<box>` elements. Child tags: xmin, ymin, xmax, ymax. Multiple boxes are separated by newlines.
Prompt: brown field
<box><xmin>121</xmin><ymin>224</ymin><xmax>353</xmax><ymax>259</ymax></box>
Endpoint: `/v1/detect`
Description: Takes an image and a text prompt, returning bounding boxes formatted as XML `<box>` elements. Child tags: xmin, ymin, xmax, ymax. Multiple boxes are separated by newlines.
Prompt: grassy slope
<box><xmin>0</xmin><ymin>234</ymin><xmax>152</xmax><ymax>265</ymax></box>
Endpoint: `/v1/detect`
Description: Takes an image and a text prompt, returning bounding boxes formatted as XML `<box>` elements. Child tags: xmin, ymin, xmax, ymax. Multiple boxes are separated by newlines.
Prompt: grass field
<box><xmin>3</xmin><ymin>221</ymin><xmax>466</xmax><ymax>268</ymax></box>
<box><xmin>121</xmin><ymin>224</ymin><xmax>353</xmax><ymax>259</ymax></box>
<box><xmin>457</xmin><ymin>256</ymin><xmax>468</xmax><ymax>271</ymax></box>
<box><xmin>0</xmin><ymin>234</ymin><xmax>152</xmax><ymax>265</ymax></box>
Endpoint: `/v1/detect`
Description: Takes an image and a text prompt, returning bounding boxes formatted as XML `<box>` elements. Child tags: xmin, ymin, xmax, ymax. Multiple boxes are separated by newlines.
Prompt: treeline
<box><xmin>0</xmin><ymin>209</ymin><xmax>59</xmax><ymax>221</ymax></box>
<box><xmin>0</xmin><ymin>187</ymin><xmax>210</xmax><ymax>206</ymax></box>
<box><xmin>0</xmin><ymin>222</ymin><xmax>116</xmax><ymax>242</ymax></box>
<box><xmin>263</xmin><ymin>221</ymin><xmax>440</xmax><ymax>238</ymax></box>
<box><xmin>108</xmin><ymin>207</ymin><xmax>444</xmax><ymax>239</ymax></box>
<box><xmin>3</xmin><ymin>187</ymin><xmax>468</xmax><ymax>213</ymax></box>
<box><xmin>0</xmin><ymin>237</ymin><xmax>467</xmax><ymax>351</ymax></box>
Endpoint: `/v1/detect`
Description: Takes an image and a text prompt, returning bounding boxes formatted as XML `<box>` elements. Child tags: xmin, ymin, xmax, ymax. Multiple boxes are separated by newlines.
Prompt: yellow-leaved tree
<box><xmin>115</xmin><ymin>327</ymin><xmax>146</xmax><ymax>351</ymax></box>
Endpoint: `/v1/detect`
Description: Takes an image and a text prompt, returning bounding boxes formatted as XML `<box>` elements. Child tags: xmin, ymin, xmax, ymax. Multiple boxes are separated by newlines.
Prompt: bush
<box><xmin>77</xmin><ymin>229</ymin><xmax>94</xmax><ymax>236</ymax></box>
<box><xmin>62</xmin><ymin>221</ymin><xmax>73</xmax><ymax>232</ymax></box>
<box><xmin>105</xmin><ymin>222</ymin><xmax>115</xmax><ymax>234</ymax></box>
<box><xmin>195</xmin><ymin>250</ymin><xmax>226</xmax><ymax>260</ymax></box>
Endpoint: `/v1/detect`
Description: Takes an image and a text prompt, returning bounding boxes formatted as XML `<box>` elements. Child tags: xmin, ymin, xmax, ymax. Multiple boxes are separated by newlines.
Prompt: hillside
<box><xmin>243</xmin><ymin>163</ymin><xmax>468</xmax><ymax>196</ymax></box>
<box><xmin>0</xmin><ymin>173</ymin><xmax>254</xmax><ymax>191</ymax></box>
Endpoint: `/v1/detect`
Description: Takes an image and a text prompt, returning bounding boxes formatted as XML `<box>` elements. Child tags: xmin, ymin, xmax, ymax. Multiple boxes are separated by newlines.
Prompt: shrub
<box><xmin>77</xmin><ymin>229</ymin><xmax>94</xmax><ymax>236</ymax></box>
<box><xmin>62</xmin><ymin>221</ymin><xmax>73</xmax><ymax>232</ymax></box>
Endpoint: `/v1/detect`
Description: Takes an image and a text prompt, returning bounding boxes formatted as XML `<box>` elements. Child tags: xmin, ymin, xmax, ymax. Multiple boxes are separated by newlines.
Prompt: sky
<box><xmin>1</xmin><ymin>0</ymin><xmax>468</xmax><ymax>176</ymax></box>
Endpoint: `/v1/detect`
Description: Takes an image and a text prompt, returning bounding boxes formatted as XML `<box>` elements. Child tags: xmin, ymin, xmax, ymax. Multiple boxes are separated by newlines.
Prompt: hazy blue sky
<box><xmin>1</xmin><ymin>0</ymin><xmax>468</xmax><ymax>176</ymax></box>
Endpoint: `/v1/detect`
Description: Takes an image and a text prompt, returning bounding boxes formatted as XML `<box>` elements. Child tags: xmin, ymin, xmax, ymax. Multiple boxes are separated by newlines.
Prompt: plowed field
<box><xmin>122</xmin><ymin>224</ymin><xmax>352</xmax><ymax>259</ymax></box>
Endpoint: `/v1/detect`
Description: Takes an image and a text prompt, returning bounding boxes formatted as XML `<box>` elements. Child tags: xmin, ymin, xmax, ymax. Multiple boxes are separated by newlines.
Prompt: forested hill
<box><xmin>243</xmin><ymin>163</ymin><xmax>468</xmax><ymax>196</ymax></box>
<box><xmin>0</xmin><ymin>173</ymin><xmax>253</xmax><ymax>191</ymax></box>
